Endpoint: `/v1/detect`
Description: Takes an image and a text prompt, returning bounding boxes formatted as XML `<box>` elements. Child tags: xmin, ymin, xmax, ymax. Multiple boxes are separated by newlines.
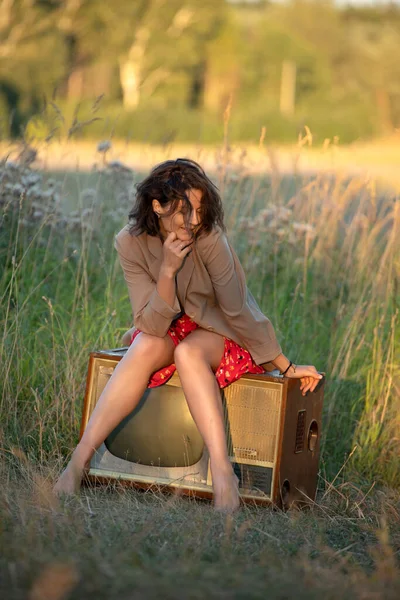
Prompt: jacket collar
<box><xmin>147</xmin><ymin>232</ymin><xmax>163</xmax><ymax>260</ymax></box>
<box><xmin>146</xmin><ymin>233</ymin><xmax>195</xmax><ymax>304</ymax></box>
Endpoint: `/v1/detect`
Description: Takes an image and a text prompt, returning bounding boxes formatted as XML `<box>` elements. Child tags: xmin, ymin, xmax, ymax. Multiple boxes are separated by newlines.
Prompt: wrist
<box><xmin>270</xmin><ymin>354</ymin><xmax>290</xmax><ymax>372</ymax></box>
<box><xmin>160</xmin><ymin>265</ymin><xmax>176</xmax><ymax>279</ymax></box>
<box><xmin>283</xmin><ymin>362</ymin><xmax>297</xmax><ymax>377</ymax></box>
<box><xmin>270</xmin><ymin>354</ymin><xmax>296</xmax><ymax>376</ymax></box>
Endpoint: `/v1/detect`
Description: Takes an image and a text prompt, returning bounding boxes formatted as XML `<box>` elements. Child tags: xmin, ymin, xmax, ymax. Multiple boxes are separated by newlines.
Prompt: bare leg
<box><xmin>174</xmin><ymin>329</ymin><xmax>240</xmax><ymax>513</ymax></box>
<box><xmin>53</xmin><ymin>332</ymin><xmax>175</xmax><ymax>496</ymax></box>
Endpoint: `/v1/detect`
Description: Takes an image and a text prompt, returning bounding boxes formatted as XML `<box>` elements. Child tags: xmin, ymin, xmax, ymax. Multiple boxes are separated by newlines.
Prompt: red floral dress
<box><xmin>130</xmin><ymin>313</ymin><xmax>265</xmax><ymax>389</ymax></box>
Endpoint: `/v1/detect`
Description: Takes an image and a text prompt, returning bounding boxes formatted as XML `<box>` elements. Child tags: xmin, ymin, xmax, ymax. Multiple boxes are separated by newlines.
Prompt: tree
<box><xmin>341</xmin><ymin>6</ymin><xmax>400</xmax><ymax>133</ymax></box>
<box><xmin>113</xmin><ymin>0</ymin><xmax>227</xmax><ymax>109</ymax></box>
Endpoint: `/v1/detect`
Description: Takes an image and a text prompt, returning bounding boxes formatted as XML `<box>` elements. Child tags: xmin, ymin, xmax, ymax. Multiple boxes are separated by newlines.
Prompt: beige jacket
<box><xmin>114</xmin><ymin>224</ymin><xmax>282</xmax><ymax>365</ymax></box>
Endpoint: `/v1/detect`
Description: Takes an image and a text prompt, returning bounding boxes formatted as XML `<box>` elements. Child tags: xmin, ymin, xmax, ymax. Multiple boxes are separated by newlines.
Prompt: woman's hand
<box><xmin>161</xmin><ymin>231</ymin><xmax>194</xmax><ymax>276</ymax></box>
<box><xmin>121</xmin><ymin>326</ymin><xmax>136</xmax><ymax>346</ymax></box>
<box><xmin>286</xmin><ymin>365</ymin><xmax>324</xmax><ymax>396</ymax></box>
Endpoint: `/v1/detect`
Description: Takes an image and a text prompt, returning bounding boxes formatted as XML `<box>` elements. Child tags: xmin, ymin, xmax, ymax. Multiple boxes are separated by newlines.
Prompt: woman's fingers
<box><xmin>171</xmin><ymin>239</ymin><xmax>193</xmax><ymax>254</ymax></box>
<box><xmin>304</xmin><ymin>379</ymin><xmax>314</xmax><ymax>395</ymax></box>
<box><xmin>287</xmin><ymin>366</ymin><xmax>324</xmax><ymax>398</ymax></box>
<box><xmin>300</xmin><ymin>376</ymin><xmax>311</xmax><ymax>395</ymax></box>
<box><xmin>300</xmin><ymin>372</ymin><xmax>323</xmax><ymax>396</ymax></box>
<box><xmin>182</xmin><ymin>243</ymin><xmax>193</xmax><ymax>256</ymax></box>
<box><xmin>162</xmin><ymin>233</ymin><xmax>194</xmax><ymax>274</ymax></box>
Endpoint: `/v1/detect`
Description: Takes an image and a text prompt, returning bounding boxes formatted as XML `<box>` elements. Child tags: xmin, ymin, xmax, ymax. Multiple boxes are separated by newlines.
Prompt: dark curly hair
<box><xmin>128</xmin><ymin>158</ymin><xmax>225</xmax><ymax>240</ymax></box>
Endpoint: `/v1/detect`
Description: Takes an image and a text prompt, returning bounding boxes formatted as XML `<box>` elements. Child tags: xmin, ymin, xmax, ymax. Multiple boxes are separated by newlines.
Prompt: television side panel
<box><xmin>80</xmin><ymin>353</ymin><xmax>123</xmax><ymax>440</ymax></box>
<box><xmin>277</xmin><ymin>378</ymin><xmax>325</xmax><ymax>508</ymax></box>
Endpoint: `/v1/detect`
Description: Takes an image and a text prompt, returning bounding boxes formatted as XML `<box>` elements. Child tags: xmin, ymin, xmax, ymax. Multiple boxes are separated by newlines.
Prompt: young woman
<box><xmin>53</xmin><ymin>158</ymin><xmax>323</xmax><ymax>512</ymax></box>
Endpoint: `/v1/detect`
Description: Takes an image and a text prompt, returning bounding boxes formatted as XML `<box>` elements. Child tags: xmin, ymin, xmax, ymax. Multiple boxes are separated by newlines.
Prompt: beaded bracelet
<box><xmin>281</xmin><ymin>361</ymin><xmax>296</xmax><ymax>376</ymax></box>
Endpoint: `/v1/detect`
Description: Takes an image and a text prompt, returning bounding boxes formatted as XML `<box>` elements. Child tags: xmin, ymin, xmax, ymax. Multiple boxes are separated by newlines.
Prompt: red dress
<box><xmin>130</xmin><ymin>313</ymin><xmax>265</xmax><ymax>389</ymax></box>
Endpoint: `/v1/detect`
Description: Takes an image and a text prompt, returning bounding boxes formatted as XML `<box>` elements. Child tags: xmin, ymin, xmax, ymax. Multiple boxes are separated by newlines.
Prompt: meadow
<box><xmin>0</xmin><ymin>135</ymin><xmax>399</xmax><ymax>598</ymax></box>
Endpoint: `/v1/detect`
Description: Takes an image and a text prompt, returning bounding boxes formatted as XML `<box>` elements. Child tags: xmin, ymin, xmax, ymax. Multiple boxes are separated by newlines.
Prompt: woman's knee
<box><xmin>174</xmin><ymin>339</ymin><xmax>205</xmax><ymax>366</ymax></box>
<box><xmin>174</xmin><ymin>330</ymin><xmax>224</xmax><ymax>371</ymax></box>
<box><xmin>130</xmin><ymin>331</ymin><xmax>174</xmax><ymax>365</ymax></box>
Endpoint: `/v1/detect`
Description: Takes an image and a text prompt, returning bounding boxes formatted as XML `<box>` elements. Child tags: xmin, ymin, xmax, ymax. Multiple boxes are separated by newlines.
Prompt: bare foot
<box><xmin>53</xmin><ymin>457</ymin><xmax>87</xmax><ymax>497</ymax></box>
<box><xmin>211</xmin><ymin>466</ymin><xmax>241</xmax><ymax>513</ymax></box>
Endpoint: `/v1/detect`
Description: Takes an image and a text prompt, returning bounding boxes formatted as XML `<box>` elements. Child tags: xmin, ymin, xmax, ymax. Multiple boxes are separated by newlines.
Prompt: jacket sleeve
<box><xmin>114</xmin><ymin>235</ymin><xmax>181</xmax><ymax>338</ymax></box>
<box><xmin>201</xmin><ymin>228</ymin><xmax>282</xmax><ymax>364</ymax></box>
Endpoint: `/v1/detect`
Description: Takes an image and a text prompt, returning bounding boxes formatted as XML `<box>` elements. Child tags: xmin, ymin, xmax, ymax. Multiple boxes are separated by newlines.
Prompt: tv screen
<box><xmin>104</xmin><ymin>385</ymin><xmax>204</xmax><ymax>468</ymax></box>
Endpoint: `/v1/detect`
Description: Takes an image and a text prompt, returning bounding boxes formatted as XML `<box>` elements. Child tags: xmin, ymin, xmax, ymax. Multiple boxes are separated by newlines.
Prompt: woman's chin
<box><xmin>177</xmin><ymin>228</ymin><xmax>193</xmax><ymax>241</ymax></box>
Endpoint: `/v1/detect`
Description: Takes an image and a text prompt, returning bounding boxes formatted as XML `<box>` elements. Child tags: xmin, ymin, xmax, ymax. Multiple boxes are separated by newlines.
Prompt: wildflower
<box><xmin>21</xmin><ymin>172</ymin><xmax>41</xmax><ymax>187</ymax></box>
<box><xmin>10</xmin><ymin>183</ymin><xmax>24</xmax><ymax>196</ymax></box>
<box><xmin>292</xmin><ymin>222</ymin><xmax>316</xmax><ymax>237</ymax></box>
<box><xmin>250</xmin><ymin>257</ymin><xmax>261</xmax><ymax>268</ymax></box>
<box><xmin>266</xmin><ymin>219</ymin><xmax>279</xmax><ymax>230</ymax></box>
<box><xmin>97</xmin><ymin>140</ymin><xmax>112</xmax><ymax>153</ymax></box>
<box><xmin>41</xmin><ymin>189</ymin><xmax>55</xmax><ymax>200</ymax></box>
<box><xmin>81</xmin><ymin>222</ymin><xmax>93</xmax><ymax>232</ymax></box>
<box><xmin>276</xmin><ymin>207</ymin><xmax>292</xmax><ymax>222</ymax></box>
<box><xmin>4</xmin><ymin>160</ymin><xmax>19</xmax><ymax>170</ymax></box>
<box><xmin>26</xmin><ymin>185</ymin><xmax>42</xmax><ymax>200</ymax></box>
<box><xmin>259</xmin><ymin>208</ymin><xmax>274</xmax><ymax>220</ymax></box>
<box><xmin>18</xmin><ymin>146</ymin><xmax>37</xmax><ymax>166</ymax></box>
<box><xmin>81</xmin><ymin>207</ymin><xmax>94</xmax><ymax>218</ymax></box>
<box><xmin>107</xmin><ymin>160</ymin><xmax>133</xmax><ymax>173</ymax></box>
<box><xmin>80</xmin><ymin>189</ymin><xmax>97</xmax><ymax>202</ymax></box>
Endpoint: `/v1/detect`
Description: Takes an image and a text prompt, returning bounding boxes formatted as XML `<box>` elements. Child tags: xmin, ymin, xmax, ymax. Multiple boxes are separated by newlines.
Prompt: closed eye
<box><xmin>179</xmin><ymin>208</ymin><xmax>202</xmax><ymax>216</ymax></box>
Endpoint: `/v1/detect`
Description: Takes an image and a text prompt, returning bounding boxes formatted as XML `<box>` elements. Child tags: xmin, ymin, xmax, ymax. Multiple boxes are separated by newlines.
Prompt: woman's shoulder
<box><xmin>196</xmin><ymin>224</ymin><xmax>230</xmax><ymax>259</ymax></box>
<box><xmin>114</xmin><ymin>224</ymin><xmax>146</xmax><ymax>258</ymax></box>
<box><xmin>196</xmin><ymin>224</ymin><xmax>225</xmax><ymax>246</ymax></box>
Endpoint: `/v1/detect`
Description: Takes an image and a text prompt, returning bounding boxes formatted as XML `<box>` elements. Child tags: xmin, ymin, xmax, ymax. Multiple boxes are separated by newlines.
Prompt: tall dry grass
<box><xmin>1</xmin><ymin>445</ymin><xmax>400</xmax><ymax>599</ymax></box>
<box><xmin>0</xmin><ymin>116</ymin><xmax>399</xmax><ymax>596</ymax></box>
<box><xmin>1</xmin><ymin>131</ymin><xmax>399</xmax><ymax>483</ymax></box>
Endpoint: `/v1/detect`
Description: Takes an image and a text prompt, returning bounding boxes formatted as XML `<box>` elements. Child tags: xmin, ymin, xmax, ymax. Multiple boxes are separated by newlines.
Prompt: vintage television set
<box><xmin>80</xmin><ymin>348</ymin><xmax>325</xmax><ymax>509</ymax></box>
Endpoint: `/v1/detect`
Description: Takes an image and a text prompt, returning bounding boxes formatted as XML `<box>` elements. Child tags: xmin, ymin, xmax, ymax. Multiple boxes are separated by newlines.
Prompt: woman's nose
<box><xmin>190</xmin><ymin>211</ymin><xmax>199</xmax><ymax>226</ymax></box>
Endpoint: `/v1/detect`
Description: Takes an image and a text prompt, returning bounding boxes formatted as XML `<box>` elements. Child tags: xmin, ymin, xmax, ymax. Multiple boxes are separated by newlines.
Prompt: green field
<box><xmin>1</xmin><ymin>146</ymin><xmax>399</xmax><ymax>598</ymax></box>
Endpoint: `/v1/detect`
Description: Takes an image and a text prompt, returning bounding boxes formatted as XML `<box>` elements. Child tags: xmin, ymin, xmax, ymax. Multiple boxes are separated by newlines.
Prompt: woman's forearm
<box><xmin>157</xmin><ymin>265</ymin><xmax>178</xmax><ymax>309</ymax></box>
<box><xmin>270</xmin><ymin>353</ymin><xmax>292</xmax><ymax>374</ymax></box>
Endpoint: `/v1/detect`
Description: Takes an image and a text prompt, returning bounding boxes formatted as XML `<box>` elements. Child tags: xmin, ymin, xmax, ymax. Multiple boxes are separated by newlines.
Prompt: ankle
<box><xmin>71</xmin><ymin>444</ymin><xmax>94</xmax><ymax>470</ymax></box>
<box><xmin>210</xmin><ymin>458</ymin><xmax>234</xmax><ymax>476</ymax></box>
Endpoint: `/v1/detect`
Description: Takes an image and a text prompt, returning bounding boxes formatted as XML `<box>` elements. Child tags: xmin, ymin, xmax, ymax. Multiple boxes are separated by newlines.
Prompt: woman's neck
<box><xmin>158</xmin><ymin>223</ymin><xmax>170</xmax><ymax>243</ymax></box>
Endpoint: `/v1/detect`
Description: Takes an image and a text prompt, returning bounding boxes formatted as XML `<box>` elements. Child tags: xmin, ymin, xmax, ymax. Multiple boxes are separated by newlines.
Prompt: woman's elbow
<box><xmin>220</xmin><ymin>301</ymin><xmax>246</xmax><ymax>319</ymax></box>
<box><xmin>134</xmin><ymin>315</ymin><xmax>169</xmax><ymax>339</ymax></box>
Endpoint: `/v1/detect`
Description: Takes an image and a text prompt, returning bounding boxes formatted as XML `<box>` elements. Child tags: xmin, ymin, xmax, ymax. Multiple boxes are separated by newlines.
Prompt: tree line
<box><xmin>1</xmin><ymin>0</ymin><xmax>399</xmax><ymax>144</ymax></box>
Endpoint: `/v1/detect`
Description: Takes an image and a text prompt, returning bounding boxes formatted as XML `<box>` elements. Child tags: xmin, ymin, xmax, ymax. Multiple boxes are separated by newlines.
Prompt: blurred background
<box><xmin>1</xmin><ymin>0</ymin><xmax>400</xmax><ymax>146</ymax></box>
<box><xmin>1</xmin><ymin>4</ymin><xmax>400</xmax><ymax>596</ymax></box>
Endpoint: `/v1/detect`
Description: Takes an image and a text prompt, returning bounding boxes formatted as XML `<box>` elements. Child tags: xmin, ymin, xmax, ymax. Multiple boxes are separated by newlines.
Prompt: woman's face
<box><xmin>153</xmin><ymin>188</ymin><xmax>202</xmax><ymax>242</ymax></box>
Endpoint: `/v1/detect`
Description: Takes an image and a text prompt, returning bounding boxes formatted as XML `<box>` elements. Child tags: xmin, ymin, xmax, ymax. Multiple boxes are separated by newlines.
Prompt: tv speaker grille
<box><xmin>233</xmin><ymin>463</ymin><xmax>273</xmax><ymax>497</ymax></box>
<box><xmin>295</xmin><ymin>410</ymin><xmax>306</xmax><ymax>453</ymax></box>
<box><xmin>223</xmin><ymin>381</ymin><xmax>281</xmax><ymax>466</ymax></box>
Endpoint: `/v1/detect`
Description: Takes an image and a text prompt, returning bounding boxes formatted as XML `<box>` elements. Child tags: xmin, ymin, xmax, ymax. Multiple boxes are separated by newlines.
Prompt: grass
<box><xmin>0</xmin><ymin>130</ymin><xmax>399</xmax><ymax>597</ymax></box>
<box><xmin>1</xmin><ymin>454</ymin><xmax>400</xmax><ymax>599</ymax></box>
